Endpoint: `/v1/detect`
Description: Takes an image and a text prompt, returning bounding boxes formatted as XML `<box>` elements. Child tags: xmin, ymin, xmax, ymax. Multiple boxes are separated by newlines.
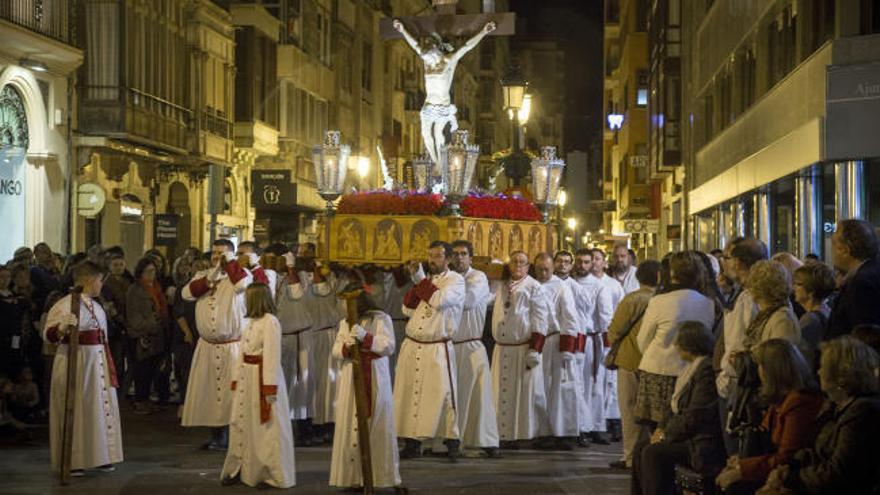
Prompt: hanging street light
<box><xmin>498</xmin><ymin>63</ymin><xmax>532</xmax><ymax>186</ymax></box>
<box><xmin>312</xmin><ymin>130</ymin><xmax>351</xmax><ymax>211</ymax></box>
<box><xmin>530</xmin><ymin>146</ymin><xmax>566</xmax><ymax>223</ymax></box>
<box><xmin>442</xmin><ymin>130</ymin><xmax>480</xmax><ymax>217</ymax></box>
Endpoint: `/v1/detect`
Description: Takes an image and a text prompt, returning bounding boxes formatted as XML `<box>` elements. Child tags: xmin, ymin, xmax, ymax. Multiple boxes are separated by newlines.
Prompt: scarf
<box><xmin>140</xmin><ymin>279</ymin><xmax>169</xmax><ymax>322</ymax></box>
<box><xmin>671</xmin><ymin>356</ymin><xmax>706</xmax><ymax>414</ymax></box>
<box><xmin>743</xmin><ymin>303</ymin><xmax>785</xmax><ymax>350</ymax></box>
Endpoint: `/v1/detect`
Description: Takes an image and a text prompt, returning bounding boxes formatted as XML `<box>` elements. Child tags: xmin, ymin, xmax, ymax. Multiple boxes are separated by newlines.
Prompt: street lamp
<box><xmin>312</xmin><ymin>130</ymin><xmax>351</xmax><ymax>210</ymax></box>
<box><xmin>531</xmin><ymin>146</ymin><xmax>565</xmax><ymax>222</ymax></box>
<box><xmin>356</xmin><ymin>156</ymin><xmax>370</xmax><ymax>190</ymax></box>
<box><xmin>442</xmin><ymin>130</ymin><xmax>480</xmax><ymax>217</ymax></box>
<box><xmin>567</xmin><ymin>217</ymin><xmax>577</xmax><ymax>231</ymax></box>
<box><xmin>499</xmin><ymin>63</ymin><xmax>531</xmax><ymax>186</ymax></box>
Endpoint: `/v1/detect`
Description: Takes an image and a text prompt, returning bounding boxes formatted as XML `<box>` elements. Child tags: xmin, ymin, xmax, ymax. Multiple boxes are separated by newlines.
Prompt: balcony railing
<box><xmin>0</xmin><ymin>0</ymin><xmax>73</xmax><ymax>44</ymax></box>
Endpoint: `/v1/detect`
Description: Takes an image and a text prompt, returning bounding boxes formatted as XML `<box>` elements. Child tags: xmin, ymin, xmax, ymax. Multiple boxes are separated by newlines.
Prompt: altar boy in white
<box><xmin>330</xmin><ymin>287</ymin><xmax>401</xmax><ymax>489</ymax></box>
<box><xmin>44</xmin><ymin>261</ymin><xmax>123</xmax><ymax>475</ymax></box>
<box><xmin>221</xmin><ymin>283</ymin><xmax>296</xmax><ymax>488</ymax></box>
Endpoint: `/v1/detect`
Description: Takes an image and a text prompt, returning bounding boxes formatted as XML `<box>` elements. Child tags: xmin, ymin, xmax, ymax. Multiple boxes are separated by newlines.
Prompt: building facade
<box><xmin>683</xmin><ymin>0</ymin><xmax>880</xmax><ymax>259</ymax></box>
<box><xmin>0</xmin><ymin>0</ymin><xmax>83</xmax><ymax>262</ymax></box>
<box><xmin>603</xmin><ymin>0</ymin><xmax>657</xmax><ymax>258</ymax></box>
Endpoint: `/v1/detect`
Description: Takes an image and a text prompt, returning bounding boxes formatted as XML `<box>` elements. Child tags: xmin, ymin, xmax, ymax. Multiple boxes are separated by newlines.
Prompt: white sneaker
<box><xmin>70</xmin><ymin>470</ymin><xmax>85</xmax><ymax>477</ymax></box>
<box><xmin>95</xmin><ymin>464</ymin><xmax>116</xmax><ymax>473</ymax></box>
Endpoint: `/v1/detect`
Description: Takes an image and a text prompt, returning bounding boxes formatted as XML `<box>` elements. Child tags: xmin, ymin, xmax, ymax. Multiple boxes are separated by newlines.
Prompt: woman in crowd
<box><xmin>126</xmin><ymin>258</ymin><xmax>170</xmax><ymax>414</ymax></box>
<box><xmin>329</xmin><ymin>283</ymin><xmax>401</xmax><ymax>490</ymax></box>
<box><xmin>635</xmin><ymin>321</ymin><xmax>725</xmax><ymax>495</ymax></box>
<box><xmin>742</xmin><ymin>260</ymin><xmax>800</xmax><ymax>352</ymax></box>
<box><xmin>715</xmin><ymin>339</ymin><xmax>823</xmax><ymax>494</ymax></box>
<box><xmin>221</xmin><ymin>283</ymin><xmax>296</xmax><ymax>489</ymax></box>
<box><xmin>791</xmin><ymin>261</ymin><xmax>835</xmax><ymax>367</ymax></box>
<box><xmin>0</xmin><ymin>265</ymin><xmax>30</xmax><ymax>378</ymax></box>
<box><xmin>171</xmin><ymin>254</ymin><xmax>197</xmax><ymax>413</ymax></box>
<box><xmin>761</xmin><ymin>337</ymin><xmax>880</xmax><ymax>494</ymax></box>
<box><xmin>636</xmin><ymin>251</ymin><xmax>717</xmax><ymax>427</ymax></box>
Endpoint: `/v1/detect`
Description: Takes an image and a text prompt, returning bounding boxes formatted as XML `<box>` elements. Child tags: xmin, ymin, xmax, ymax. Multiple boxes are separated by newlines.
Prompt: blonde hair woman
<box><xmin>743</xmin><ymin>260</ymin><xmax>801</xmax><ymax>351</ymax></box>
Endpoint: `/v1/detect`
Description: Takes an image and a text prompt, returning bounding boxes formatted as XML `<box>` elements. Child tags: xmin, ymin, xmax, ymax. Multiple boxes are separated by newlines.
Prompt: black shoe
<box><xmin>576</xmin><ymin>433</ymin><xmax>591</xmax><ymax>448</ymax></box>
<box><xmin>556</xmin><ymin>437</ymin><xmax>575</xmax><ymax>451</ymax></box>
<box><xmin>220</xmin><ymin>474</ymin><xmax>240</xmax><ymax>486</ymax></box>
<box><xmin>484</xmin><ymin>447</ymin><xmax>502</xmax><ymax>459</ymax></box>
<box><xmin>609</xmin><ymin>460</ymin><xmax>629</xmax><ymax>470</ymax></box>
<box><xmin>399</xmin><ymin>438</ymin><xmax>421</xmax><ymax>459</ymax></box>
<box><xmin>590</xmin><ymin>432</ymin><xmax>610</xmax><ymax>445</ymax></box>
<box><xmin>499</xmin><ymin>440</ymin><xmax>520</xmax><ymax>450</ymax></box>
<box><xmin>607</xmin><ymin>419</ymin><xmax>622</xmax><ymax>442</ymax></box>
<box><xmin>445</xmin><ymin>439</ymin><xmax>461</xmax><ymax>463</ymax></box>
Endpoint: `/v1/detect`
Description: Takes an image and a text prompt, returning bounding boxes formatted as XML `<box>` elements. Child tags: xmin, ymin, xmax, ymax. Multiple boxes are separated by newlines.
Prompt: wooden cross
<box><xmin>379</xmin><ymin>0</ymin><xmax>515</xmax><ymax>41</ymax></box>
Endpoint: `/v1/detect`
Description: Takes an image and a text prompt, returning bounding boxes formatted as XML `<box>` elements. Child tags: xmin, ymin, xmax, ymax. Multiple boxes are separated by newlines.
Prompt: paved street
<box><xmin>0</xmin><ymin>405</ymin><xmax>630</xmax><ymax>495</ymax></box>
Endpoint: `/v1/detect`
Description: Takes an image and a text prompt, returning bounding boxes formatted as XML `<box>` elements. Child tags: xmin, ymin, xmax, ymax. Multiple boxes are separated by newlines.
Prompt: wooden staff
<box><xmin>60</xmin><ymin>288</ymin><xmax>82</xmax><ymax>485</ymax></box>
<box><xmin>339</xmin><ymin>287</ymin><xmax>374</xmax><ymax>495</ymax></box>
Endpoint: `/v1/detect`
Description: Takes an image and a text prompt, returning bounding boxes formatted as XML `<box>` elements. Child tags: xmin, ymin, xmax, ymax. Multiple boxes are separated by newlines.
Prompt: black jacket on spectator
<box><xmin>827</xmin><ymin>258</ymin><xmax>880</xmax><ymax>339</ymax></box>
<box><xmin>785</xmin><ymin>395</ymin><xmax>880</xmax><ymax>494</ymax></box>
<box><xmin>661</xmin><ymin>357</ymin><xmax>726</xmax><ymax>473</ymax></box>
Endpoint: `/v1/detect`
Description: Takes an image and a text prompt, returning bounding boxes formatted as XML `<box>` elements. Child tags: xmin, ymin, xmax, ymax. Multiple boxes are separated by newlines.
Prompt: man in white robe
<box><xmin>237</xmin><ymin>241</ymin><xmax>273</xmax><ymax>296</ymax></box>
<box><xmin>181</xmin><ymin>239</ymin><xmax>252</xmax><ymax>450</ymax></box>
<box><xmin>590</xmin><ymin>248</ymin><xmax>626</xmax><ymax>444</ymax></box>
<box><xmin>276</xmin><ymin>251</ymin><xmax>316</xmax><ymax>443</ymax></box>
<box><xmin>44</xmin><ymin>261</ymin><xmax>123</xmax><ymax>475</ymax></box>
<box><xmin>554</xmin><ymin>250</ymin><xmax>593</xmax><ymax>448</ymax></box>
<box><xmin>450</xmin><ymin>240</ymin><xmax>499</xmax><ymax>456</ymax></box>
<box><xmin>572</xmin><ymin>248</ymin><xmax>609</xmax><ymax>445</ymax></box>
<box><xmin>534</xmin><ymin>253</ymin><xmax>580</xmax><ymax>449</ymax></box>
<box><xmin>491</xmin><ymin>251</ymin><xmax>549</xmax><ymax>445</ymax></box>
<box><xmin>394</xmin><ymin>241</ymin><xmax>465</xmax><ymax>461</ymax></box>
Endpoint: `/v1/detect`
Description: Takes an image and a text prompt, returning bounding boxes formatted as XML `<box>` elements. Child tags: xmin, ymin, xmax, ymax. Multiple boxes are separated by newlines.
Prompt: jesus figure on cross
<box><xmin>393</xmin><ymin>19</ymin><xmax>496</xmax><ymax>165</ymax></box>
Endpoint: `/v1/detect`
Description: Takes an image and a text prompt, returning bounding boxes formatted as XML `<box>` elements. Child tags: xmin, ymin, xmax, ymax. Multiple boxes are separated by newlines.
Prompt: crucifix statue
<box><xmin>381</xmin><ymin>0</ymin><xmax>515</xmax><ymax>166</ymax></box>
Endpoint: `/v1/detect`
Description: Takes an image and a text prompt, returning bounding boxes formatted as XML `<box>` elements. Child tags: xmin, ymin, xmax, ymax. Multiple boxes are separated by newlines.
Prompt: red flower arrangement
<box><xmin>337</xmin><ymin>191</ymin><xmax>442</xmax><ymax>216</ymax></box>
<box><xmin>337</xmin><ymin>191</ymin><xmax>540</xmax><ymax>221</ymax></box>
<box><xmin>460</xmin><ymin>193</ymin><xmax>542</xmax><ymax>222</ymax></box>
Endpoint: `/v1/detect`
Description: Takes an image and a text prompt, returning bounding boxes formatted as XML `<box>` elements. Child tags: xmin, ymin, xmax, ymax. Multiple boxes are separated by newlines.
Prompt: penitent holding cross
<box><xmin>392</xmin><ymin>19</ymin><xmax>496</xmax><ymax>166</ymax></box>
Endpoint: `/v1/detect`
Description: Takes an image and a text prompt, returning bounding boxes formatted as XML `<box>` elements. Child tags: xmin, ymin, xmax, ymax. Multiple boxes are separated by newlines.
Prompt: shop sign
<box><xmin>154</xmin><ymin>214</ymin><xmax>179</xmax><ymax>246</ymax></box>
<box><xmin>251</xmin><ymin>169</ymin><xmax>295</xmax><ymax>209</ymax></box>
<box><xmin>827</xmin><ymin>62</ymin><xmax>880</xmax><ymax>159</ymax></box>
<box><xmin>120</xmin><ymin>195</ymin><xmax>143</xmax><ymax>217</ymax></box>
<box><xmin>76</xmin><ymin>182</ymin><xmax>106</xmax><ymax>217</ymax></box>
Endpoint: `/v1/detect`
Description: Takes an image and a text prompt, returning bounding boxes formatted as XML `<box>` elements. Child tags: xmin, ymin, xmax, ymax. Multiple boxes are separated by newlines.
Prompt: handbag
<box><xmin>674</xmin><ymin>464</ymin><xmax>716</xmax><ymax>495</ymax></box>
<box><xmin>603</xmin><ymin>305</ymin><xmax>647</xmax><ymax>370</ymax></box>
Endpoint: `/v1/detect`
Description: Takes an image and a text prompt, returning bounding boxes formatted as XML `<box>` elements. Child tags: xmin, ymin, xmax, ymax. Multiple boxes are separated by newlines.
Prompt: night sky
<box><xmin>510</xmin><ymin>0</ymin><xmax>604</xmax><ymax>155</ymax></box>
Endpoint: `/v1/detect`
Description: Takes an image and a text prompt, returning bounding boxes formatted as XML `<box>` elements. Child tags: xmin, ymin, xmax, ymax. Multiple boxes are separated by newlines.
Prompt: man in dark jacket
<box><xmin>827</xmin><ymin>219</ymin><xmax>880</xmax><ymax>339</ymax></box>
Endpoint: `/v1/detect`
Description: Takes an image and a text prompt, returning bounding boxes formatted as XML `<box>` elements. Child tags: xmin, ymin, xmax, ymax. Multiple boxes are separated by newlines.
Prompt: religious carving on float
<box><xmin>488</xmin><ymin>223</ymin><xmax>504</xmax><ymax>261</ymax></box>
<box><xmin>337</xmin><ymin>218</ymin><xmax>365</xmax><ymax>259</ymax></box>
<box><xmin>410</xmin><ymin>219</ymin><xmax>439</xmax><ymax>261</ymax></box>
<box><xmin>467</xmin><ymin>222</ymin><xmax>484</xmax><ymax>257</ymax></box>
<box><xmin>509</xmin><ymin>225</ymin><xmax>524</xmax><ymax>254</ymax></box>
<box><xmin>528</xmin><ymin>226</ymin><xmax>543</xmax><ymax>259</ymax></box>
<box><xmin>374</xmin><ymin>219</ymin><xmax>402</xmax><ymax>261</ymax></box>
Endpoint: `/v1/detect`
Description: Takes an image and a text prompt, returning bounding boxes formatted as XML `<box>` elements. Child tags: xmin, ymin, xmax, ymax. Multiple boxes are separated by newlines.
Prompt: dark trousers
<box><xmin>172</xmin><ymin>342</ymin><xmax>194</xmax><ymax>401</ymax></box>
<box><xmin>134</xmin><ymin>353</ymin><xmax>163</xmax><ymax>402</ymax></box>
<box><xmin>635</xmin><ymin>440</ymin><xmax>690</xmax><ymax>495</ymax></box>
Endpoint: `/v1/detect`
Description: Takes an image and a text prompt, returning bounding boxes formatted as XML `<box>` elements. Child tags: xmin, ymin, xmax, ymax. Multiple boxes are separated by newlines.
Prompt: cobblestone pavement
<box><xmin>0</xmin><ymin>405</ymin><xmax>631</xmax><ymax>495</ymax></box>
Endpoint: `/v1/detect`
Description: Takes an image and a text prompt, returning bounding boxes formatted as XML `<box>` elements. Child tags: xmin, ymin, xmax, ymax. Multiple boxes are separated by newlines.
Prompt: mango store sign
<box><xmin>0</xmin><ymin>149</ymin><xmax>26</xmax><ymax>263</ymax></box>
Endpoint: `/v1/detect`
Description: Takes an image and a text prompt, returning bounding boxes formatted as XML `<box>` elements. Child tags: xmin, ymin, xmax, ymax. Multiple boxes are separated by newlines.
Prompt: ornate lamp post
<box><xmin>531</xmin><ymin>146</ymin><xmax>565</xmax><ymax>223</ymax></box>
<box><xmin>499</xmin><ymin>63</ymin><xmax>531</xmax><ymax>186</ymax></box>
<box><xmin>313</xmin><ymin>131</ymin><xmax>351</xmax><ymax>261</ymax></box>
<box><xmin>312</xmin><ymin>130</ymin><xmax>351</xmax><ymax>210</ymax></box>
<box><xmin>442</xmin><ymin>130</ymin><xmax>480</xmax><ymax>216</ymax></box>
<box><xmin>411</xmin><ymin>153</ymin><xmax>435</xmax><ymax>192</ymax></box>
